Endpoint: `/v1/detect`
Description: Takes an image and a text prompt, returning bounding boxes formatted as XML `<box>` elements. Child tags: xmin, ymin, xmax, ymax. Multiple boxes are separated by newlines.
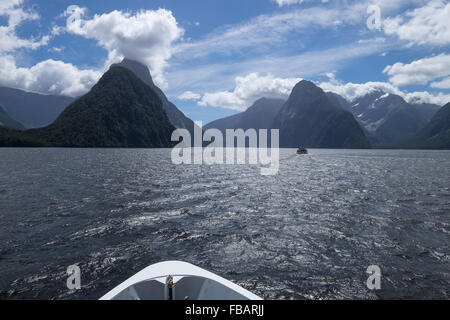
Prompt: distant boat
<box><xmin>297</xmin><ymin>147</ymin><xmax>308</xmax><ymax>155</ymax></box>
<box><xmin>100</xmin><ymin>261</ymin><xmax>262</xmax><ymax>300</ymax></box>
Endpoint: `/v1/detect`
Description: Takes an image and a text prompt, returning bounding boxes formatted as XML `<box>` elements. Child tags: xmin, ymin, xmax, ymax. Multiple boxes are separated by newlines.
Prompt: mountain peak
<box><xmin>112</xmin><ymin>58</ymin><xmax>196</xmax><ymax>134</ymax></box>
<box><xmin>28</xmin><ymin>65</ymin><xmax>175</xmax><ymax>147</ymax></box>
<box><xmin>273</xmin><ymin>79</ymin><xmax>370</xmax><ymax>148</ymax></box>
<box><xmin>112</xmin><ymin>58</ymin><xmax>155</xmax><ymax>87</ymax></box>
<box><xmin>290</xmin><ymin>80</ymin><xmax>324</xmax><ymax>100</ymax></box>
<box><xmin>293</xmin><ymin>79</ymin><xmax>320</xmax><ymax>90</ymax></box>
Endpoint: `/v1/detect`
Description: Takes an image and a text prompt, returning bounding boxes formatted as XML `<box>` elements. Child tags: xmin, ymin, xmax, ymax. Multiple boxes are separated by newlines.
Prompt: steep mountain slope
<box><xmin>204</xmin><ymin>97</ymin><xmax>285</xmax><ymax>132</ymax></box>
<box><xmin>374</xmin><ymin>97</ymin><xmax>426</xmax><ymax>144</ymax></box>
<box><xmin>0</xmin><ymin>87</ymin><xmax>74</xmax><ymax>128</ymax></box>
<box><xmin>26</xmin><ymin>66</ymin><xmax>175</xmax><ymax>148</ymax></box>
<box><xmin>325</xmin><ymin>92</ymin><xmax>351</xmax><ymax>111</ymax></box>
<box><xmin>404</xmin><ymin>102</ymin><xmax>450</xmax><ymax>149</ymax></box>
<box><xmin>0</xmin><ymin>105</ymin><xmax>24</xmax><ymax>129</ymax></box>
<box><xmin>273</xmin><ymin>80</ymin><xmax>370</xmax><ymax>148</ymax></box>
<box><xmin>112</xmin><ymin>58</ymin><xmax>196</xmax><ymax>134</ymax></box>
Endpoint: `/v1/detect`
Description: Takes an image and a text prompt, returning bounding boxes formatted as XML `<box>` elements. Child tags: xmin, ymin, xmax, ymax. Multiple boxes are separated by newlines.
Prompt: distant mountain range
<box><xmin>0</xmin><ymin>58</ymin><xmax>448</xmax><ymax>149</ymax></box>
<box><xmin>325</xmin><ymin>90</ymin><xmax>441</xmax><ymax>145</ymax></box>
<box><xmin>205</xmin><ymin>83</ymin><xmax>448</xmax><ymax>149</ymax></box>
<box><xmin>0</xmin><ymin>86</ymin><xmax>74</xmax><ymax>128</ymax></box>
<box><xmin>0</xmin><ymin>66</ymin><xmax>175</xmax><ymax>147</ymax></box>
<box><xmin>205</xmin><ymin>81</ymin><xmax>371</xmax><ymax>148</ymax></box>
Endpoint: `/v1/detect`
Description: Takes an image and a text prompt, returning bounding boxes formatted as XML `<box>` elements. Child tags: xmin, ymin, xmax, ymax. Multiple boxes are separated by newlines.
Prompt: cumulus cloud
<box><xmin>319</xmin><ymin>79</ymin><xmax>402</xmax><ymax>100</ymax></box>
<box><xmin>177</xmin><ymin>91</ymin><xmax>201</xmax><ymax>100</ymax></box>
<box><xmin>319</xmin><ymin>79</ymin><xmax>450</xmax><ymax>106</ymax></box>
<box><xmin>0</xmin><ymin>0</ymin><xmax>49</xmax><ymax>53</ymax></box>
<box><xmin>198</xmin><ymin>73</ymin><xmax>301</xmax><ymax>111</ymax></box>
<box><xmin>0</xmin><ymin>0</ymin><xmax>102</xmax><ymax>97</ymax></box>
<box><xmin>64</xmin><ymin>5</ymin><xmax>184</xmax><ymax>89</ymax></box>
<box><xmin>383</xmin><ymin>54</ymin><xmax>450</xmax><ymax>87</ymax></box>
<box><xmin>431</xmin><ymin>77</ymin><xmax>450</xmax><ymax>89</ymax></box>
<box><xmin>383</xmin><ymin>0</ymin><xmax>450</xmax><ymax>46</ymax></box>
<box><xmin>0</xmin><ymin>55</ymin><xmax>102</xmax><ymax>97</ymax></box>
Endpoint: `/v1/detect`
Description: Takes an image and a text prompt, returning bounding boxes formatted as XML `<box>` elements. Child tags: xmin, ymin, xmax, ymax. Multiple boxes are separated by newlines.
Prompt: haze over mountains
<box><xmin>0</xmin><ymin>58</ymin><xmax>448</xmax><ymax>149</ymax></box>
<box><xmin>0</xmin><ymin>87</ymin><xmax>74</xmax><ymax>128</ymax></box>
<box><xmin>0</xmin><ymin>105</ymin><xmax>24</xmax><ymax>130</ymax></box>
<box><xmin>204</xmin><ymin>98</ymin><xmax>285</xmax><ymax>133</ymax></box>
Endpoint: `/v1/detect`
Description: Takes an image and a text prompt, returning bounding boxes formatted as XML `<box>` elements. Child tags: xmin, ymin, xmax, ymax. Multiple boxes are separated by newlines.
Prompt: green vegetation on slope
<box><xmin>23</xmin><ymin>66</ymin><xmax>175</xmax><ymax>148</ymax></box>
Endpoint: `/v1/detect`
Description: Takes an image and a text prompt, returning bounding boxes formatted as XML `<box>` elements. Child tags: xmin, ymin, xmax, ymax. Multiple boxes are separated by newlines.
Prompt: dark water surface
<box><xmin>0</xmin><ymin>148</ymin><xmax>449</xmax><ymax>299</ymax></box>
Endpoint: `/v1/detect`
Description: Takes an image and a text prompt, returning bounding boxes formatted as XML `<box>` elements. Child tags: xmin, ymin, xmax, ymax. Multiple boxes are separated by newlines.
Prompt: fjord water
<box><xmin>0</xmin><ymin>148</ymin><xmax>448</xmax><ymax>300</ymax></box>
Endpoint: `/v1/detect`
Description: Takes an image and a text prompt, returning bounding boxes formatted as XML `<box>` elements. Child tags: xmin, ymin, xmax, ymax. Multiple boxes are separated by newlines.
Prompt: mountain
<box><xmin>112</xmin><ymin>59</ymin><xmax>196</xmax><ymax>135</ymax></box>
<box><xmin>273</xmin><ymin>80</ymin><xmax>370</xmax><ymax>148</ymax></box>
<box><xmin>204</xmin><ymin>97</ymin><xmax>285</xmax><ymax>132</ymax></box>
<box><xmin>325</xmin><ymin>92</ymin><xmax>351</xmax><ymax>111</ymax></box>
<box><xmin>0</xmin><ymin>125</ymin><xmax>45</xmax><ymax>147</ymax></box>
<box><xmin>356</xmin><ymin>93</ymin><xmax>426</xmax><ymax>145</ymax></box>
<box><xmin>0</xmin><ymin>105</ymin><xmax>24</xmax><ymax>129</ymax></box>
<box><xmin>24</xmin><ymin>66</ymin><xmax>175</xmax><ymax>147</ymax></box>
<box><xmin>326</xmin><ymin>91</ymin><xmax>440</xmax><ymax>145</ymax></box>
<box><xmin>404</xmin><ymin>102</ymin><xmax>450</xmax><ymax>149</ymax></box>
<box><xmin>0</xmin><ymin>86</ymin><xmax>74</xmax><ymax>128</ymax></box>
<box><xmin>410</xmin><ymin>102</ymin><xmax>441</xmax><ymax>123</ymax></box>
<box><xmin>373</xmin><ymin>95</ymin><xmax>427</xmax><ymax>145</ymax></box>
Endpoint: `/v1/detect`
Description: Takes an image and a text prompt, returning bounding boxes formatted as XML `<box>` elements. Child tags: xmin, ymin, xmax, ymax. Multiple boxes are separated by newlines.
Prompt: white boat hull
<box><xmin>100</xmin><ymin>261</ymin><xmax>262</xmax><ymax>300</ymax></box>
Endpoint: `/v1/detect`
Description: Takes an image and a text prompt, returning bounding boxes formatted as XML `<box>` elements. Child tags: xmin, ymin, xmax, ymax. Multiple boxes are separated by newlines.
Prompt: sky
<box><xmin>1</xmin><ymin>0</ymin><xmax>450</xmax><ymax>124</ymax></box>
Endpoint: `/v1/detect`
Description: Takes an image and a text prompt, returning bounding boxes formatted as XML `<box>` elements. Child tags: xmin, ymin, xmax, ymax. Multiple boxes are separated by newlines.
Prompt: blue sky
<box><xmin>1</xmin><ymin>0</ymin><xmax>450</xmax><ymax>124</ymax></box>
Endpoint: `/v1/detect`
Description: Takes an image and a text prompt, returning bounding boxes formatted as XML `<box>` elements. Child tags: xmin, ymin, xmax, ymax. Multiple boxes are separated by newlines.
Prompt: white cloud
<box><xmin>431</xmin><ymin>77</ymin><xmax>450</xmax><ymax>89</ymax></box>
<box><xmin>177</xmin><ymin>91</ymin><xmax>200</xmax><ymax>100</ymax></box>
<box><xmin>0</xmin><ymin>55</ymin><xmax>102</xmax><ymax>97</ymax></box>
<box><xmin>274</xmin><ymin>0</ymin><xmax>334</xmax><ymax>6</ymax></box>
<box><xmin>402</xmin><ymin>91</ymin><xmax>450</xmax><ymax>106</ymax></box>
<box><xmin>383</xmin><ymin>54</ymin><xmax>450</xmax><ymax>87</ymax></box>
<box><xmin>0</xmin><ymin>0</ymin><xmax>49</xmax><ymax>53</ymax></box>
<box><xmin>50</xmin><ymin>46</ymin><xmax>64</xmax><ymax>53</ymax></box>
<box><xmin>173</xmin><ymin>5</ymin><xmax>364</xmax><ymax>61</ymax></box>
<box><xmin>319</xmin><ymin>79</ymin><xmax>402</xmax><ymax>101</ymax></box>
<box><xmin>383</xmin><ymin>0</ymin><xmax>450</xmax><ymax>46</ymax></box>
<box><xmin>167</xmin><ymin>39</ymin><xmax>388</xmax><ymax>97</ymax></box>
<box><xmin>0</xmin><ymin>1</ymin><xmax>100</xmax><ymax>97</ymax></box>
<box><xmin>198</xmin><ymin>73</ymin><xmax>301</xmax><ymax>111</ymax></box>
<box><xmin>63</xmin><ymin>6</ymin><xmax>184</xmax><ymax>89</ymax></box>
<box><xmin>173</xmin><ymin>0</ymin><xmax>426</xmax><ymax>64</ymax></box>
<box><xmin>319</xmin><ymin>79</ymin><xmax>450</xmax><ymax>106</ymax></box>
<box><xmin>274</xmin><ymin>0</ymin><xmax>306</xmax><ymax>6</ymax></box>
